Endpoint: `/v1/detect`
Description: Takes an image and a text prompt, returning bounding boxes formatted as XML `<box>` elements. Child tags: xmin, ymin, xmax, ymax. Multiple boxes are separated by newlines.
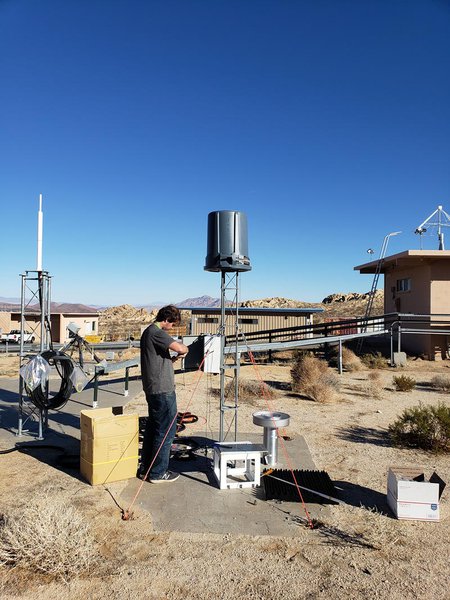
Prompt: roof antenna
<box><xmin>415</xmin><ymin>205</ymin><xmax>450</xmax><ymax>250</ymax></box>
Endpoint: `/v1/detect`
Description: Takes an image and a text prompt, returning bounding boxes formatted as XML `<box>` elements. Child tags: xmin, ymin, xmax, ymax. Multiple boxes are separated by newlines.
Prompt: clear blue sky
<box><xmin>1</xmin><ymin>1</ymin><xmax>449</xmax><ymax>306</ymax></box>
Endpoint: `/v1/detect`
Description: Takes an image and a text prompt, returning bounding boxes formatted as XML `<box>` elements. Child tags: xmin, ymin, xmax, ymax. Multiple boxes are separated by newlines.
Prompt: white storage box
<box><xmin>387</xmin><ymin>466</ymin><xmax>445</xmax><ymax>521</ymax></box>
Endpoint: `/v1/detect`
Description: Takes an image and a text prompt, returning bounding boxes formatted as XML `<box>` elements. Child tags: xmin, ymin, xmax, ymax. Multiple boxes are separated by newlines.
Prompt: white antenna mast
<box><xmin>415</xmin><ymin>205</ymin><xmax>450</xmax><ymax>250</ymax></box>
<box><xmin>37</xmin><ymin>193</ymin><xmax>43</xmax><ymax>271</ymax></box>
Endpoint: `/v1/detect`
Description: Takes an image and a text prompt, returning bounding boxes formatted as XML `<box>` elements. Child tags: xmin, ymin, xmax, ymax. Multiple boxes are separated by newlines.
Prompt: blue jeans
<box><xmin>140</xmin><ymin>391</ymin><xmax>177</xmax><ymax>479</ymax></box>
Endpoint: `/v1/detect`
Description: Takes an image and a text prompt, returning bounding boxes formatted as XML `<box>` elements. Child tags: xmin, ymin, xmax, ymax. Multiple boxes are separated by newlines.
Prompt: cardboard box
<box><xmin>387</xmin><ymin>466</ymin><xmax>446</xmax><ymax>521</ymax></box>
<box><xmin>80</xmin><ymin>407</ymin><xmax>139</xmax><ymax>485</ymax></box>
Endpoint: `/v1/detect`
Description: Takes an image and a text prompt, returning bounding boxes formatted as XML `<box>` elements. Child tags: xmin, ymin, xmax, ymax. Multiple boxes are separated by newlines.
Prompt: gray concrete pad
<box><xmin>121</xmin><ymin>433</ymin><xmax>331</xmax><ymax>536</ymax></box>
<box><xmin>0</xmin><ymin>375</ymin><xmax>332</xmax><ymax>537</ymax></box>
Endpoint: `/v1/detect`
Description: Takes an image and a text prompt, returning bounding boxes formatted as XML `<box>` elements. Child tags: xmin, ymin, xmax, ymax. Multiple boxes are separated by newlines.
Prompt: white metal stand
<box><xmin>213</xmin><ymin>441</ymin><xmax>265</xmax><ymax>489</ymax></box>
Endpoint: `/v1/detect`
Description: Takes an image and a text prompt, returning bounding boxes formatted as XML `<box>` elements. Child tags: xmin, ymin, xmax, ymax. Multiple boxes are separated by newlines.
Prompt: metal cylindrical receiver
<box><xmin>204</xmin><ymin>210</ymin><xmax>251</xmax><ymax>272</ymax></box>
<box><xmin>253</xmin><ymin>411</ymin><xmax>290</xmax><ymax>466</ymax></box>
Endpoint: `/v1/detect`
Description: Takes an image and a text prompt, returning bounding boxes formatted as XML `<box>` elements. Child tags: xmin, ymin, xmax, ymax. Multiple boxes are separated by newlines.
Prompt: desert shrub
<box><xmin>365</xmin><ymin>382</ymin><xmax>383</xmax><ymax>400</ymax></box>
<box><xmin>341</xmin><ymin>347</ymin><xmax>363</xmax><ymax>371</ymax></box>
<box><xmin>0</xmin><ymin>491</ymin><xmax>99</xmax><ymax>582</ymax></box>
<box><xmin>430</xmin><ymin>375</ymin><xmax>450</xmax><ymax>392</ymax></box>
<box><xmin>368</xmin><ymin>370</ymin><xmax>381</xmax><ymax>382</ymax></box>
<box><xmin>361</xmin><ymin>352</ymin><xmax>387</xmax><ymax>369</ymax></box>
<box><xmin>329</xmin><ymin>347</ymin><xmax>363</xmax><ymax>371</ymax></box>
<box><xmin>291</xmin><ymin>353</ymin><xmax>340</xmax><ymax>402</ymax></box>
<box><xmin>388</xmin><ymin>402</ymin><xmax>450</xmax><ymax>453</ymax></box>
<box><xmin>364</xmin><ymin>370</ymin><xmax>383</xmax><ymax>399</ymax></box>
<box><xmin>212</xmin><ymin>378</ymin><xmax>269</xmax><ymax>405</ymax></box>
<box><xmin>393</xmin><ymin>375</ymin><xmax>416</xmax><ymax>392</ymax></box>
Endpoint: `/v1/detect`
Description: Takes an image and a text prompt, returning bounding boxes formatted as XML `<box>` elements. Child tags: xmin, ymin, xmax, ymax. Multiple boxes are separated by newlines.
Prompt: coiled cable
<box><xmin>25</xmin><ymin>350</ymin><xmax>74</xmax><ymax>410</ymax></box>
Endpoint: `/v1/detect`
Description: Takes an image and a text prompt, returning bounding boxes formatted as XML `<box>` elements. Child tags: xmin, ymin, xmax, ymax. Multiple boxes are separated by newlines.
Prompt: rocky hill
<box><xmin>242</xmin><ymin>290</ymin><xmax>384</xmax><ymax>322</ymax></box>
<box><xmin>98</xmin><ymin>291</ymin><xmax>384</xmax><ymax>339</ymax></box>
<box><xmin>99</xmin><ymin>304</ymin><xmax>155</xmax><ymax>340</ymax></box>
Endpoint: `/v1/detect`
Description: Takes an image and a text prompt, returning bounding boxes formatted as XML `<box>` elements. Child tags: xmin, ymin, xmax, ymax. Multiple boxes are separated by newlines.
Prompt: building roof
<box><xmin>354</xmin><ymin>250</ymin><xmax>450</xmax><ymax>274</ymax></box>
<box><xmin>178</xmin><ymin>306</ymin><xmax>324</xmax><ymax>315</ymax></box>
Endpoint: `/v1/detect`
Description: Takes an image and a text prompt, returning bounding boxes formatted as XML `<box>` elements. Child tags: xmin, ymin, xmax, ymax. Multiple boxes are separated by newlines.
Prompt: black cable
<box><xmin>25</xmin><ymin>350</ymin><xmax>74</xmax><ymax>410</ymax></box>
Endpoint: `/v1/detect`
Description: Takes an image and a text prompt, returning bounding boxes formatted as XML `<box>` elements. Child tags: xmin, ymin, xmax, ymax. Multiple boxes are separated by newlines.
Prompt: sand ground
<box><xmin>0</xmin><ymin>352</ymin><xmax>449</xmax><ymax>599</ymax></box>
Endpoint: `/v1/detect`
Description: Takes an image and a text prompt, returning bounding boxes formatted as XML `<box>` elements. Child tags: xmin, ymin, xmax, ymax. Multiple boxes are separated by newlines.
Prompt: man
<box><xmin>139</xmin><ymin>305</ymin><xmax>189</xmax><ymax>483</ymax></box>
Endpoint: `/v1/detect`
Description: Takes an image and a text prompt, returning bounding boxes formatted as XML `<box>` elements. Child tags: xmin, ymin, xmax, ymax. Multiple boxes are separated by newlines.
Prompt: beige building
<box><xmin>0</xmin><ymin>307</ymin><xmax>99</xmax><ymax>343</ymax></box>
<box><xmin>181</xmin><ymin>306</ymin><xmax>323</xmax><ymax>338</ymax></box>
<box><xmin>355</xmin><ymin>250</ymin><xmax>450</xmax><ymax>358</ymax></box>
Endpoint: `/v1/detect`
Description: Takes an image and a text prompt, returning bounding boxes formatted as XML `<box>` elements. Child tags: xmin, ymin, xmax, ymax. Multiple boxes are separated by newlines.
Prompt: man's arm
<box><xmin>169</xmin><ymin>340</ymin><xmax>189</xmax><ymax>361</ymax></box>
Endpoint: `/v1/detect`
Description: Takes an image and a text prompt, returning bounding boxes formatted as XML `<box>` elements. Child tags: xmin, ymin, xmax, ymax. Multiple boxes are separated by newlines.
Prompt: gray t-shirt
<box><xmin>140</xmin><ymin>323</ymin><xmax>175</xmax><ymax>394</ymax></box>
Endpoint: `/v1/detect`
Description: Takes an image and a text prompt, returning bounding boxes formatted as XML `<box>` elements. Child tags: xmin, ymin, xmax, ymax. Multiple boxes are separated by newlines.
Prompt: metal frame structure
<box><xmin>415</xmin><ymin>205</ymin><xmax>450</xmax><ymax>250</ymax></box>
<box><xmin>17</xmin><ymin>270</ymin><xmax>52</xmax><ymax>439</ymax></box>
<box><xmin>218</xmin><ymin>271</ymin><xmax>241</xmax><ymax>442</ymax></box>
<box><xmin>389</xmin><ymin>313</ymin><xmax>450</xmax><ymax>364</ymax></box>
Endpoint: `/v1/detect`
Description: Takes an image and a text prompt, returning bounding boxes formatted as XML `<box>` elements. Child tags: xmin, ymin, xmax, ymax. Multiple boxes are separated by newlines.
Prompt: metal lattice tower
<box><xmin>18</xmin><ymin>270</ymin><xmax>52</xmax><ymax>438</ymax></box>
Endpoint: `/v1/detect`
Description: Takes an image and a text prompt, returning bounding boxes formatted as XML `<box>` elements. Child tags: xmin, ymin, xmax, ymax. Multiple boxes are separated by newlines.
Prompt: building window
<box><xmin>396</xmin><ymin>278</ymin><xmax>411</xmax><ymax>292</ymax></box>
<box><xmin>238</xmin><ymin>318</ymin><xmax>259</xmax><ymax>325</ymax></box>
<box><xmin>198</xmin><ymin>317</ymin><xmax>219</xmax><ymax>324</ymax></box>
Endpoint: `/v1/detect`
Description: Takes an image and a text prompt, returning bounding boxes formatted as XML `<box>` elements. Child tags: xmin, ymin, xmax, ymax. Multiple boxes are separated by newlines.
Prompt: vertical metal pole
<box><xmin>390</xmin><ymin>327</ymin><xmax>394</xmax><ymax>366</ymax></box>
<box><xmin>269</xmin><ymin>331</ymin><xmax>272</xmax><ymax>363</ymax></box>
<box><xmin>234</xmin><ymin>272</ymin><xmax>239</xmax><ymax>441</ymax></box>
<box><xmin>46</xmin><ymin>273</ymin><xmax>52</xmax><ymax>350</ymax></box>
<box><xmin>38</xmin><ymin>409</ymin><xmax>44</xmax><ymax>440</ymax></box>
<box><xmin>39</xmin><ymin>271</ymin><xmax>45</xmax><ymax>353</ymax></box>
<box><xmin>124</xmin><ymin>367</ymin><xmax>130</xmax><ymax>397</ymax></box>
<box><xmin>338</xmin><ymin>339</ymin><xmax>343</xmax><ymax>375</ymax></box>
<box><xmin>398</xmin><ymin>325</ymin><xmax>402</xmax><ymax>353</ymax></box>
<box><xmin>17</xmin><ymin>273</ymin><xmax>26</xmax><ymax>436</ymax></box>
<box><xmin>19</xmin><ymin>274</ymin><xmax>25</xmax><ymax>360</ymax></box>
<box><xmin>219</xmin><ymin>270</ymin><xmax>226</xmax><ymax>441</ymax></box>
<box><xmin>93</xmin><ymin>372</ymin><xmax>99</xmax><ymax>408</ymax></box>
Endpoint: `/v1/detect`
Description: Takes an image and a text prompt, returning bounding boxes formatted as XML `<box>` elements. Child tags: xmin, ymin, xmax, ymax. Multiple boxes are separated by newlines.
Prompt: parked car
<box><xmin>0</xmin><ymin>329</ymin><xmax>36</xmax><ymax>344</ymax></box>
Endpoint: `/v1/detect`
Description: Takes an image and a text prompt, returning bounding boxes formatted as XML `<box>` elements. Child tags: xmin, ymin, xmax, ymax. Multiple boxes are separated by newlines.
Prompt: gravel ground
<box><xmin>0</xmin><ymin>355</ymin><xmax>448</xmax><ymax>599</ymax></box>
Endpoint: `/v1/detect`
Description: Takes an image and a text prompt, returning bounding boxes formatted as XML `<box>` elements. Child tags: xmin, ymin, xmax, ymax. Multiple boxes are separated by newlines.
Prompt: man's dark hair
<box><xmin>155</xmin><ymin>305</ymin><xmax>181</xmax><ymax>324</ymax></box>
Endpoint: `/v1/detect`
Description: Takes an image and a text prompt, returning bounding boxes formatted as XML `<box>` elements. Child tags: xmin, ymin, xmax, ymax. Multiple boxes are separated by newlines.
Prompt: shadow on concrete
<box><xmin>83</xmin><ymin>374</ymin><xmax>141</xmax><ymax>393</ymax></box>
<box><xmin>335</xmin><ymin>425</ymin><xmax>391</xmax><ymax>447</ymax></box>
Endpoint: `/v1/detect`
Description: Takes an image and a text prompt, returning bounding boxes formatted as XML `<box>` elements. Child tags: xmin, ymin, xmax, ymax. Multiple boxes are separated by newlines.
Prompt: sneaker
<box><xmin>149</xmin><ymin>471</ymin><xmax>180</xmax><ymax>484</ymax></box>
<box><xmin>137</xmin><ymin>471</ymin><xmax>149</xmax><ymax>481</ymax></box>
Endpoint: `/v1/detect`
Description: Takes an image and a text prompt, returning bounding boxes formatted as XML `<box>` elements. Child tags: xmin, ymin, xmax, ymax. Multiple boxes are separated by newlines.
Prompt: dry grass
<box><xmin>291</xmin><ymin>353</ymin><xmax>340</xmax><ymax>402</ymax></box>
<box><xmin>0</xmin><ymin>487</ymin><xmax>99</xmax><ymax>582</ymax></box>
<box><xmin>212</xmin><ymin>378</ymin><xmax>269</xmax><ymax>406</ymax></box>
<box><xmin>430</xmin><ymin>374</ymin><xmax>450</xmax><ymax>392</ymax></box>
<box><xmin>363</xmin><ymin>370</ymin><xmax>384</xmax><ymax>400</ymax></box>
<box><xmin>341</xmin><ymin>347</ymin><xmax>363</xmax><ymax>371</ymax></box>
<box><xmin>367</xmin><ymin>370</ymin><xmax>381</xmax><ymax>382</ymax></box>
<box><xmin>0</xmin><ymin>354</ymin><xmax>19</xmax><ymax>377</ymax></box>
<box><xmin>361</xmin><ymin>352</ymin><xmax>388</xmax><ymax>369</ymax></box>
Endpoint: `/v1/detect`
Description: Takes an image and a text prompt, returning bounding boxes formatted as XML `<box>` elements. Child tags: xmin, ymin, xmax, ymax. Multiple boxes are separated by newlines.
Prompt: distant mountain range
<box><xmin>1</xmin><ymin>291</ymin><xmax>383</xmax><ymax>318</ymax></box>
<box><xmin>0</xmin><ymin>295</ymin><xmax>221</xmax><ymax>313</ymax></box>
<box><xmin>0</xmin><ymin>299</ymin><xmax>99</xmax><ymax>313</ymax></box>
<box><xmin>176</xmin><ymin>295</ymin><xmax>221</xmax><ymax>308</ymax></box>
